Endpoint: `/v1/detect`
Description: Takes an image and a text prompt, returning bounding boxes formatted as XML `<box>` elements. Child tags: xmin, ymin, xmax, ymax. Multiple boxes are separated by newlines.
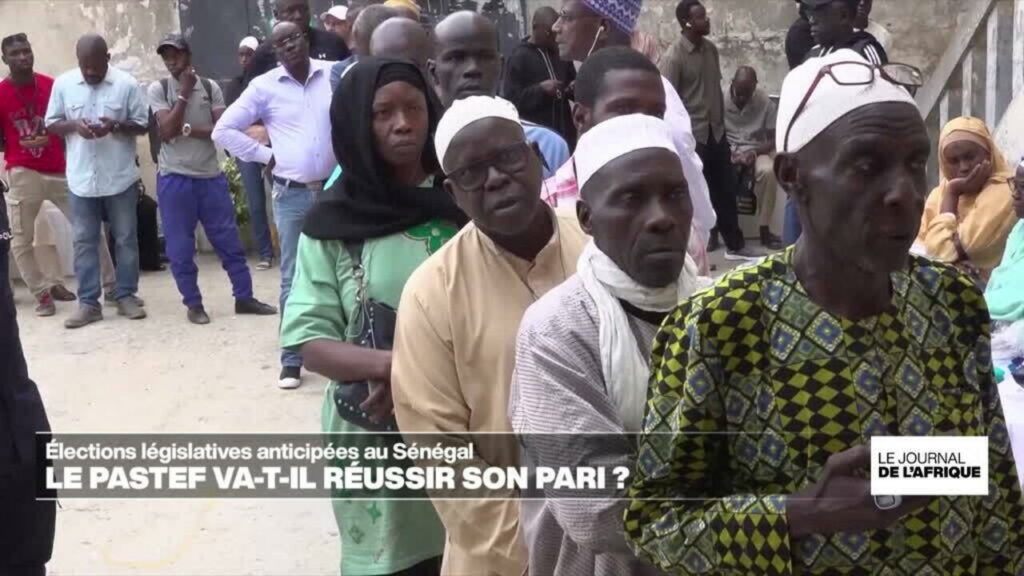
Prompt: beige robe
<box><xmin>392</xmin><ymin>208</ymin><xmax>587</xmax><ymax>576</ymax></box>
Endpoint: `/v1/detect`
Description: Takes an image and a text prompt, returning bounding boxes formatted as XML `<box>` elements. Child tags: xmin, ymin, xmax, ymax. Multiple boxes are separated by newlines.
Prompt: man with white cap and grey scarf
<box><xmin>510</xmin><ymin>113</ymin><xmax>709</xmax><ymax>576</ymax></box>
<box><xmin>626</xmin><ymin>49</ymin><xmax>1024</xmax><ymax>574</ymax></box>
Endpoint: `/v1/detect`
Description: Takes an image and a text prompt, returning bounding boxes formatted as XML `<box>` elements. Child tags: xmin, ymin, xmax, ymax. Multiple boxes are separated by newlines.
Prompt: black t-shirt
<box><xmin>786</xmin><ymin>17</ymin><xmax>815</xmax><ymax>70</ymax></box>
<box><xmin>808</xmin><ymin>31</ymin><xmax>889</xmax><ymax>66</ymax></box>
<box><xmin>244</xmin><ymin>27</ymin><xmax>350</xmax><ymax>85</ymax></box>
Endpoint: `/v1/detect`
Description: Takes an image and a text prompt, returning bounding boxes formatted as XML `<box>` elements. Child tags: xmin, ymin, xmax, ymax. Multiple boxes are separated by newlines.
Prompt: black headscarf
<box><xmin>303</xmin><ymin>57</ymin><xmax>467</xmax><ymax>241</ymax></box>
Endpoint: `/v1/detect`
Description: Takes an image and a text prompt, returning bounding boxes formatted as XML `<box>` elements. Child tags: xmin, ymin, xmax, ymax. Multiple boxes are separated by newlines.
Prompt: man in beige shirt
<box><xmin>392</xmin><ymin>96</ymin><xmax>587</xmax><ymax>575</ymax></box>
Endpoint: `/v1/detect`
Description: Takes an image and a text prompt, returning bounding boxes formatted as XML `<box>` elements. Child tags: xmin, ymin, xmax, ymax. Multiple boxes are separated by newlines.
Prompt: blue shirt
<box><xmin>44</xmin><ymin>67</ymin><xmax>148</xmax><ymax>198</ymax></box>
<box><xmin>523</xmin><ymin>121</ymin><xmax>568</xmax><ymax>179</ymax></box>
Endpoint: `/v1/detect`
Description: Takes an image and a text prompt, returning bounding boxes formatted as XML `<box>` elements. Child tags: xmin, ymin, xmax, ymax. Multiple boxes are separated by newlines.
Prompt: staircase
<box><xmin>916</xmin><ymin>0</ymin><xmax>1024</xmax><ymax>184</ymax></box>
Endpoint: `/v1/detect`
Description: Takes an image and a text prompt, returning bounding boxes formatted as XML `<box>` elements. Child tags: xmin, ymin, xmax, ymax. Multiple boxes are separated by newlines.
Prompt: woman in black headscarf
<box><xmin>281</xmin><ymin>58</ymin><xmax>458</xmax><ymax>576</ymax></box>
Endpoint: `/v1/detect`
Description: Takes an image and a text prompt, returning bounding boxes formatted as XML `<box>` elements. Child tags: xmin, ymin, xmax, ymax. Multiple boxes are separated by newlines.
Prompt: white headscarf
<box><xmin>574</xmin><ymin>114</ymin><xmax>711</xmax><ymax>431</ymax></box>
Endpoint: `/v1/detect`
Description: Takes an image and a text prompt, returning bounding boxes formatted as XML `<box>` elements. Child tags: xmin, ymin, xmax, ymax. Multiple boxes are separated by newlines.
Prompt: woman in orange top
<box><xmin>917</xmin><ymin>116</ymin><xmax>1017</xmax><ymax>279</ymax></box>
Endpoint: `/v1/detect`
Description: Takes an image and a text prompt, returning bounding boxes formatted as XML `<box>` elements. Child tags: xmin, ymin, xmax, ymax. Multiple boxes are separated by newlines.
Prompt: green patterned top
<box><xmin>625</xmin><ymin>249</ymin><xmax>1024</xmax><ymax>575</ymax></box>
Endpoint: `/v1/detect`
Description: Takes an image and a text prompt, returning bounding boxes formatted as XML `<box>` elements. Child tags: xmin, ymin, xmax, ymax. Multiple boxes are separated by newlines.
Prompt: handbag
<box><xmin>332</xmin><ymin>240</ymin><xmax>399</xmax><ymax>432</ymax></box>
<box><xmin>734</xmin><ymin>164</ymin><xmax>758</xmax><ymax>216</ymax></box>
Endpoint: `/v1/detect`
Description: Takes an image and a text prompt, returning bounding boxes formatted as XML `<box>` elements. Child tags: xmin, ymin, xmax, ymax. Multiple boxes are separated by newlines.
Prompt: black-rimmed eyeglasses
<box><xmin>783</xmin><ymin>61</ymin><xmax>924</xmax><ymax>152</ymax></box>
<box><xmin>447</xmin><ymin>142</ymin><xmax>533</xmax><ymax>190</ymax></box>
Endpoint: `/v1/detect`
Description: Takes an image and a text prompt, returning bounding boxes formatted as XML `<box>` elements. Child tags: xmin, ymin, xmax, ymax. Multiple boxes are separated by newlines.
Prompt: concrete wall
<box><xmin>525</xmin><ymin>0</ymin><xmax>976</xmax><ymax>94</ymax></box>
<box><xmin>0</xmin><ymin>0</ymin><xmax>179</xmax><ymax>83</ymax></box>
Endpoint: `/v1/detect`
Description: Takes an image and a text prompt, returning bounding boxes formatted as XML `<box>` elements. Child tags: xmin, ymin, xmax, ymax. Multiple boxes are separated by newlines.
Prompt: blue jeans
<box><xmin>273</xmin><ymin>182</ymin><xmax>316</xmax><ymax>369</ymax></box>
<box><xmin>69</xmin><ymin>184</ymin><xmax>140</xmax><ymax>308</ymax></box>
<box><xmin>238</xmin><ymin>160</ymin><xmax>274</xmax><ymax>261</ymax></box>
<box><xmin>783</xmin><ymin>196</ymin><xmax>802</xmax><ymax>247</ymax></box>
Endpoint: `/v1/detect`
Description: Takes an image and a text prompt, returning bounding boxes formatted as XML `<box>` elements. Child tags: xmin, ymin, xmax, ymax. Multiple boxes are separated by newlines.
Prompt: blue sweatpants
<box><xmin>157</xmin><ymin>173</ymin><xmax>253</xmax><ymax>309</ymax></box>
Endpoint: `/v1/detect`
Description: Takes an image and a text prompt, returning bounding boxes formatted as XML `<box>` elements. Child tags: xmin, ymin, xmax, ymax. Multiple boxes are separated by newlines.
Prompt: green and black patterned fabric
<box><xmin>625</xmin><ymin>249</ymin><xmax>1024</xmax><ymax>575</ymax></box>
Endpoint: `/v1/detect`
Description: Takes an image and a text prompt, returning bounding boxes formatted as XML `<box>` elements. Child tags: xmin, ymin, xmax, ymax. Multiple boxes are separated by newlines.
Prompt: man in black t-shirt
<box><xmin>0</xmin><ymin>182</ymin><xmax>56</xmax><ymax>576</ymax></box>
<box><xmin>786</xmin><ymin>0</ymin><xmax>814</xmax><ymax>70</ymax></box>
<box><xmin>244</xmin><ymin>0</ymin><xmax>351</xmax><ymax>84</ymax></box>
<box><xmin>802</xmin><ymin>0</ymin><xmax>887</xmax><ymax>65</ymax></box>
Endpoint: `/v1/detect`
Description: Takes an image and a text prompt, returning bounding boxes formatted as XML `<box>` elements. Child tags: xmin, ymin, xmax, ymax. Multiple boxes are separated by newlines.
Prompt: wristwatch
<box><xmin>182</xmin><ymin>123</ymin><xmax>192</xmax><ymax>137</ymax></box>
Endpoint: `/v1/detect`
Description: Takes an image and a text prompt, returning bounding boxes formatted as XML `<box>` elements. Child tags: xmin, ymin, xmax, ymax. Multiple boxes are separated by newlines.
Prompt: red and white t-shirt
<box><xmin>0</xmin><ymin>73</ymin><xmax>65</xmax><ymax>174</ymax></box>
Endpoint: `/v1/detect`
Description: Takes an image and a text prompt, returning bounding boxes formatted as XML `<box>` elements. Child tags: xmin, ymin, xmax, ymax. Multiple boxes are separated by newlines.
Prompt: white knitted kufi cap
<box><xmin>776</xmin><ymin>49</ymin><xmax>917</xmax><ymax>154</ymax></box>
<box><xmin>575</xmin><ymin>114</ymin><xmax>677</xmax><ymax>192</ymax></box>
<box><xmin>435</xmin><ymin>96</ymin><xmax>522</xmax><ymax>173</ymax></box>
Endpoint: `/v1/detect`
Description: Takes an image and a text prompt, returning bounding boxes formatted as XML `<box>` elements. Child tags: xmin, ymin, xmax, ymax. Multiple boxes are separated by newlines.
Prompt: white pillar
<box><xmin>964</xmin><ymin>47</ymin><xmax>974</xmax><ymax>117</ymax></box>
<box><xmin>1014</xmin><ymin>0</ymin><xmax>1024</xmax><ymax>95</ymax></box>
<box><xmin>987</xmin><ymin>8</ymin><xmax>1000</xmax><ymax>126</ymax></box>
<box><xmin>940</xmin><ymin>91</ymin><xmax>951</xmax><ymax>129</ymax></box>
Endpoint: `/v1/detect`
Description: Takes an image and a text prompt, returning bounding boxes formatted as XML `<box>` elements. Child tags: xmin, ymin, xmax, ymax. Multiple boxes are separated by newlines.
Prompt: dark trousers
<box><xmin>237</xmin><ymin>160</ymin><xmax>274</xmax><ymax>261</ymax></box>
<box><xmin>698</xmin><ymin>133</ymin><xmax>745</xmax><ymax>251</ymax></box>
<box><xmin>157</xmin><ymin>173</ymin><xmax>253</xmax><ymax>309</ymax></box>
<box><xmin>391</xmin><ymin>556</ymin><xmax>442</xmax><ymax>576</ymax></box>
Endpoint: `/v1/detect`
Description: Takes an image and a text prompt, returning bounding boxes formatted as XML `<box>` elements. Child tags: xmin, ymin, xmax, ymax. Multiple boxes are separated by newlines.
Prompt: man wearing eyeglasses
<box><xmin>214</xmin><ymin>21</ymin><xmax>335</xmax><ymax>390</ymax></box>
<box><xmin>784</xmin><ymin>0</ymin><xmax>889</xmax><ymax>248</ymax></box>
<box><xmin>391</xmin><ymin>96</ymin><xmax>587</xmax><ymax>576</ymax></box>
<box><xmin>244</xmin><ymin>0</ymin><xmax>350</xmax><ymax>84</ymax></box>
<box><xmin>625</xmin><ymin>49</ymin><xmax>1024</xmax><ymax>575</ymax></box>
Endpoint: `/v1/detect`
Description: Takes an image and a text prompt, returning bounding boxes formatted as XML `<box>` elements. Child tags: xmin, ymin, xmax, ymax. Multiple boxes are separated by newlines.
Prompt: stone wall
<box><xmin>524</xmin><ymin>0</ymin><xmax>974</xmax><ymax>94</ymax></box>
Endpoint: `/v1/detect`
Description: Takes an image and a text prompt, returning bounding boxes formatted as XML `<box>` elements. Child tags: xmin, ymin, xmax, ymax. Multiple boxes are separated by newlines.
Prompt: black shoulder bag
<box><xmin>332</xmin><ymin>241</ymin><xmax>399</xmax><ymax>432</ymax></box>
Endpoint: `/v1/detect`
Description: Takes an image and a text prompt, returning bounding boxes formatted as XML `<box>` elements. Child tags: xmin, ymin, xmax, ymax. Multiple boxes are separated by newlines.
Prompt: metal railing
<box><xmin>915</xmin><ymin>0</ymin><xmax>1023</xmax><ymax>183</ymax></box>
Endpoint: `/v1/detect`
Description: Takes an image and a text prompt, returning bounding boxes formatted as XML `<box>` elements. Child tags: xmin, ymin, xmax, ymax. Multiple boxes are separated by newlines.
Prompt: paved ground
<box><xmin>15</xmin><ymin>247</ymin><xmax>754</xmax><ymax>576</ymax></box>
<box><xmin>15</xmin><ymin>255</ymin><xmax>339</xmax><ymax>576</ymax></box>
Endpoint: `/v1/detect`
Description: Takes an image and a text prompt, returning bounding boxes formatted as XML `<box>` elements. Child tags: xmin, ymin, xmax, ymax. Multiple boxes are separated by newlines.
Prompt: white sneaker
<box><xmin>724</xmin><ymin>247</ymin><xmax>766</xmax><ymax>261</ymax></box>
<box><xmin>278</xmin><ymin>366</ymin><xmax>302</xmax><ymax>390</ymax></box>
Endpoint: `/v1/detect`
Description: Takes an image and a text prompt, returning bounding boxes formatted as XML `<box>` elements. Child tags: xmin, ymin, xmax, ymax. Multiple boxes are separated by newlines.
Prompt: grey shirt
<box><xmin>147</xmin><ymin>76</ymin><xmax>225</xmax><ymax>178</ymax></box>
<box><xmin>510</xmin><ymin>275</ymin><xmax>667</xmax><ymax>576</ymax></box>
<box><xmin>724</xmin><ymin>87</ymin><xmax>776</xmax><ymax>155</ymax></box>
<box><xmin>660</xmin><ymin>35</ymin><xmax>725</xmax><ymax>145</ymax></box>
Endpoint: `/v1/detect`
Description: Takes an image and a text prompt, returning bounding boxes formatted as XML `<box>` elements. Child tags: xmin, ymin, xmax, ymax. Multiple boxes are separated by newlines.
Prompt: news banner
<box><xmin>35</xmin><ymin>433</ymin><xmax>994</xmax><ymax>500</ymax></box>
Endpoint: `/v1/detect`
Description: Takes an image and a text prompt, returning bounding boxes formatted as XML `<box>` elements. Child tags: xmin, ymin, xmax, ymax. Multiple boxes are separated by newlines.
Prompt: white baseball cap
<box><xmin>326</xmin><ymin>5</ymin><xmax>349</xmax><ymax>21</ymax></box>
<box><xmin>239</xmin><ymin>36</ymin><xmax>259</xmax><ymax>51</ymax></box>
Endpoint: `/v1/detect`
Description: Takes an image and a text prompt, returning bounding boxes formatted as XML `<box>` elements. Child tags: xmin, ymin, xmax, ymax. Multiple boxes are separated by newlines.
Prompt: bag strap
<box><xmin>343</xmin><ymin>240</ymin><xmax>367</xmax><ymax>303</ymax></box>
<box><xmin>199</xmin><ymin>77</ymin><xmax>215</xmax><ymax>123</ymax></box>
